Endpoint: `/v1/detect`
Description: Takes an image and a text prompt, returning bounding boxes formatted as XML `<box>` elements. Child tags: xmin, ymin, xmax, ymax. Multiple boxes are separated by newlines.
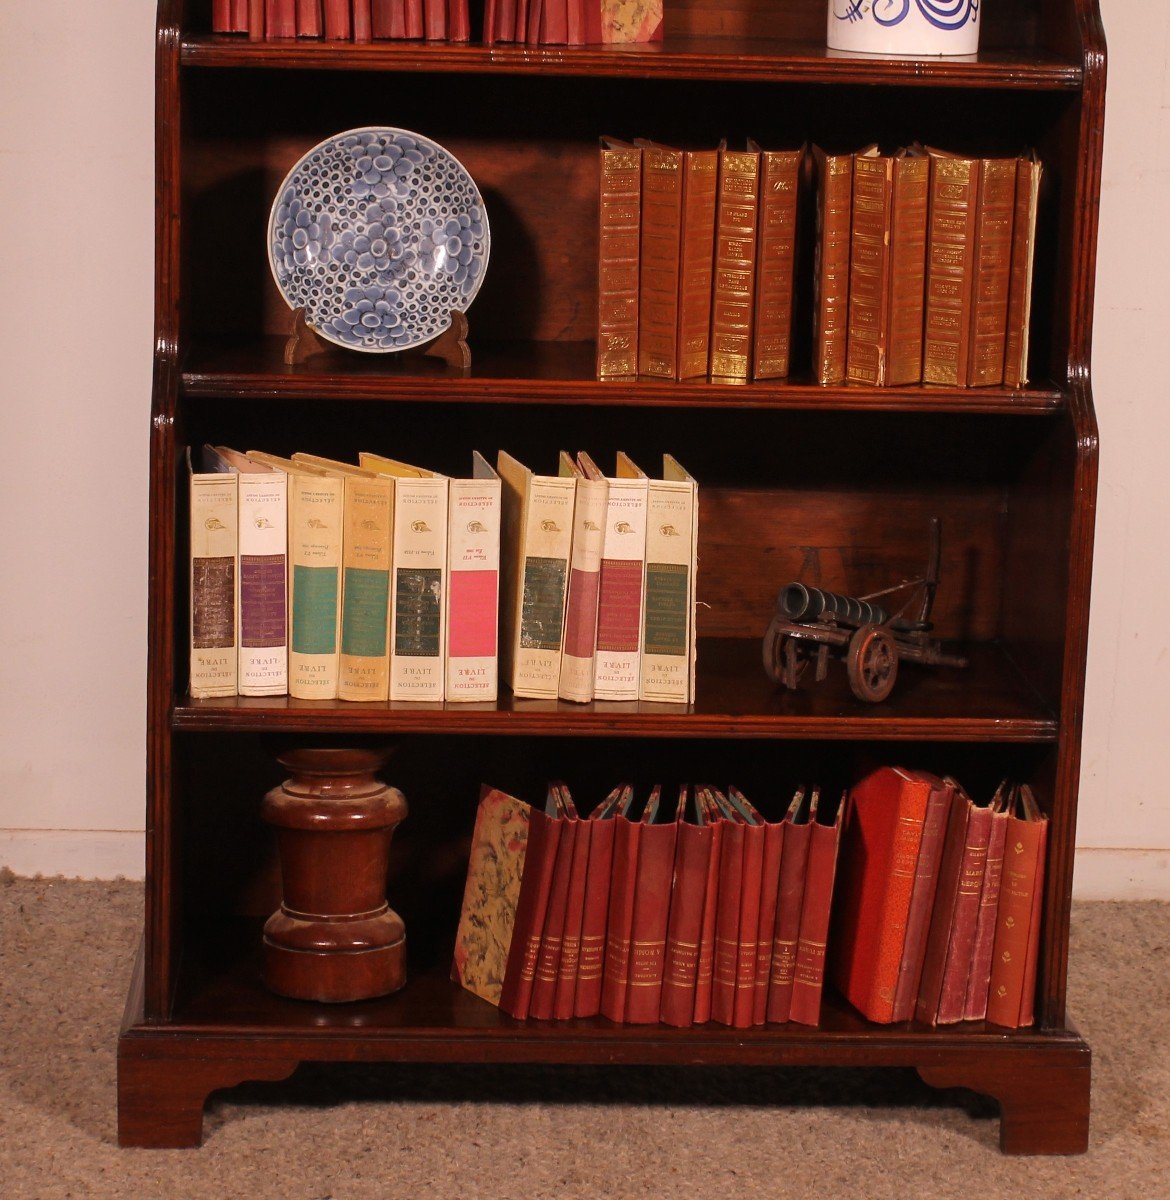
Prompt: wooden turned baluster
<box><xmin>262</xmin><ymin>748</ymin><xmax>408</xmax><ymax>1003</ymax></box>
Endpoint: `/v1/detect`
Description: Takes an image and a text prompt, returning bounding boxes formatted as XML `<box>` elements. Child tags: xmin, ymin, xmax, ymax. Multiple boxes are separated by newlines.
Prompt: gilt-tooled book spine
<box><xmin>753</xmin><ymin>821</ymin><xmax>785</xmax><ymax>1025</ymax></box>
<box><xmin>968</xmin><ymin>158</ymin><xmax>1019</xmax><ymax>387</ymax></box>
<box><xmin>446</xmin><ymin>467</ymin><xmax>501</xmax><ymax>702</ymax></box>
<box><xmin>788</xmin><ymin>801</ymin><xmax>842</xmax><ymax>1027</ymax></box>
<box><xmin>711</xmin><ymin>814</ymin><xmax>745</xmax><ymax>1026</ymax></box>
<box><xmin>752</xmin><ymin>148</ymin><xmax>802</xmax><ymax>380</ymax></box>
<box><xmin>189</xmin><ymin>464</ymin><xmax>238</xmax><ymax>699</ymax></box>
<box><xmin>732</xmin><ymin>818</ymin><xmax>765</xmax><ymax>1030</ymax></box>
<box><xmin>288</xmin><ymin>473</ymin><xmax>343</xmax><ymax>699</ymax></box>
<box><xmin>709</xmin><ymin>148</ymin><xmax>760</xmax><ymax>381</ymax></box>
<box><xmin>236</xmin><ymin>469</ymin><xmax>288</xmax><ymax>696</ymax></box>
<box><xmin>626</xmin><ymin>816</ymin><xmax>679</xmax><ymax>1024</ymax></box>
<box><xmin>529</xmin><ymin>812</ymin><xmax>577</xmax><ymax>1020</ymax></box>
<box><xmin>338</xmin><ymin>475</ymin><xmax>393</xmax><ymax>702</ymax></box>
<box><xmin>676</xmin><ymin>149</ymin><xmax>719</xmax><ymax>381</ymax></box>
<box><xmin>637</xmin><ymin>143</ymin><xmax>685</xmax><ymax>379</ymax></box>
<box><xmin>323</xmin><ymin>0</ymin><xmax>352</xmax><ymax>38</ymax></box>
<box><xmin>962</xmin><ymin>801</ymin><xmax>1009</xmax><ymax>1021</ymax></box>
<box><xmin>389</xmin><ymin>477</ymin><xmax>448</xmax><ymax>701</ymax></box>
<box><xmin>846</xmin><ymin>153</ymin><xmax>895</xmax><ymax>386</ymax></box>
<box><xmin>600</xmin><ymin>816</ymin><xmax>642</xmax><ymax>1022</ymax></box>
<box><xmin>558</xmin><ymin>475</ymin><xmax>608</xmax><ymax>703</ymax></box>
<box><xmin>574</xmin><ymin>815</ymin><xmax>616</xmax><ymax>1017</ymax></box>
<box><xmin>692</xmin><ymin>798</ymin><xmax>724</xmax><ymax>1024</ymax></box>
<box><xmin>661</xmin><ymin>819</ymin><xmax>715</xmax><ymax>1027</ymax></box>
<box><xmin>639</xmin><ymin>468</ymin><xmax>695</xmax><ymax>703</ymax></box>
<box><xmin>296</xmin><ymin>0</ymin><xmax>322</xmax><ymax>36</ymax></box>
<box><xmin>1004</xmin><ymin>155</ymin><xmax>1041</xmax><ymax>389</ymax></box>
<box><xmin>554</xmin><ymin>818</ymin><xmax>593</xmax><ymax>1019</ymax></box>
<box><xmin>593</xmin><ymin>475</ymin><xmax>649</xmax><ymax>702</ymax></box>
<box><xmin>266</xmin><ymin>0</ymin><xmax>296</xmax><ymax>37</ymax></box>
<box><xmin>812</xmin><ymin>148</ymin><xmax>853</xmax><ymax>385</ymax></box>
<box><xmin>597</xmin><ymin>142</ymin><xmax>641</xmax><ymax>378</ymax></box>
<box><xmin>886</xmin><ymin>153</ymin><xmax>930</xmax><ymax>386</ymax></box>
<box><xmin>765</xmin><ymin>814</ymin><xmax>811</xmax><ymax>1024</ymax></box>
<box><xmin>923</xmin><ymin>154</ymin><xmax>979</xmax><ymax>386</ymax></box>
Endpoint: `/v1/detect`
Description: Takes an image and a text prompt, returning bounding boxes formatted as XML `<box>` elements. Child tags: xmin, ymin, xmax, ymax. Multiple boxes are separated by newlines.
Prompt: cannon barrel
<box><xmin>778</xmin><ymin>583</ymin><xmax>889</xmax><ymax>628</ymax></box>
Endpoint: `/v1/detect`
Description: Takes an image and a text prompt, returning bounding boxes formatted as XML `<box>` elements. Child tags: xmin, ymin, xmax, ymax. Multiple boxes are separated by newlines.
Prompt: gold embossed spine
<box><xmin>637</xmin><ymin>143</ymin><xmax>684</xmax><ymax>379</ymax></box>
<box><xmin>675</xmin><ymin>149</ymin><xmax>719</xmax><ymax>381</ymax></box>
<box><xmin>968</xmin><ymin>158</ymin><xmax>1018</xmax><ymax>387</ymax></box>
<box><xmin>710</xmin><ymin>148</ymin><xmax>760</xmax><ymax>381</ymax></box>
<box><xmin>597</xmin><ymin>141</ymin><xmax>642</xmax><ymax>380</ymax></box>
<box><xmin>752</xmin><ymin>148</ymin><xmax>801</xmax><ymax>380</ymax></box>
<box><xmin>812</xmin><ymin>148</ymin><xmax>853</xmax><ymax>385</ymax></box>
<box><xmin>846</xmin><ymin>153</ymin><xmax>895</xmax><ymax>386</ymax></box>
<box><xmin>923</xmin><ymin>155</ymin><xmax>979</xmax><ymax>386</ymax></box>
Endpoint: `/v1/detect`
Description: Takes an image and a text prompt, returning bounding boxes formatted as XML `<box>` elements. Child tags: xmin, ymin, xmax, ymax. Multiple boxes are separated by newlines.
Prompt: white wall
<box><xmin>0</xmin><ymin>0</ymin><xmax>1165</xmax><ymax>895</ymax></box>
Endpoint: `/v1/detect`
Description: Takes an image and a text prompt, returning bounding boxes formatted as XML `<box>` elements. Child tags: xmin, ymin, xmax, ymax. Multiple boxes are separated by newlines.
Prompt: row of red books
<box><xmin>453</xmin><ymin>781</ymin><xmax>843</xmax><ymax>1028</ymax></box>
<box><xmin>832</xmin><ymin>767</ymin><xmax>1048</xmax><ymax>1029</ymax></box>
<box><xmin>211</xmin><ymin>0</ymin><xmax>471</xmax><ymax>40</ymax></box>
<box><xmin>483</xmin><ymin>0</ymin><xmax>663</xmax><ymax>46</ymax></box>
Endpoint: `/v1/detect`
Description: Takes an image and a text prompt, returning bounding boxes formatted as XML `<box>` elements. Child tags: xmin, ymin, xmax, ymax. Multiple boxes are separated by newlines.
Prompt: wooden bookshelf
<box><xmin>121</xmin><ymin>0</ymin><xmax>1104</xmax><ymax>1156</ymax></box>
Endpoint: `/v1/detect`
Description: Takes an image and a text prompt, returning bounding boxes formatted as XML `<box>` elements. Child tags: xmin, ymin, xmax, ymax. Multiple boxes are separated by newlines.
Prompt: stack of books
<box><xmin>211</xmin><ymin>0</ymin><xmax>471</xmax><ymax>41</ymax></box>
<box><xmin>187</xmin><ymin>446</ymin><xmax>698</xmax><ymax>705</ymax></box>
<box><xmin>453</xmin><ymin>781</ymin><xmax>844</xmax><ymax>1027</ymax></box>
<box><xmin>597</xmin><ymin>138</ymin><xmax>802</xmax><ymax>384</ymax></box>
<box><xmin>815</xmin><ymin>145</ymin><xmax>1042</xmax><ymax>389</ymax></box>
<box><xmin>831</xmin><ymin>767</ymin><xmax>1048</xmax><ymax>1029</ymax></box>
<box><xmin>483</xmin><ymin>0</ymin><xmax>663</xmax><ymax>46</ymax></box>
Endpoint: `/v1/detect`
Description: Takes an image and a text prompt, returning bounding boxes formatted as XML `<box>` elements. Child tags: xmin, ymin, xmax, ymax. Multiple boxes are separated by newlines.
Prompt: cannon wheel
<box><xmin>763</xmin><ymin>619</ymin><xmax>809</xmax><ymax>689</ymax></box>
<box><xmin>846</xmin><ymin>624</ymin><xmax>898</xmax><ymax>703</ymax></box>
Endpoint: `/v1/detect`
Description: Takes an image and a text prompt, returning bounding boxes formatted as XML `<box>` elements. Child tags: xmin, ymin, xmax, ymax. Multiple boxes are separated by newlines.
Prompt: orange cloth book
<box><xmin>830</xmin><ymin>766</ymin><xmax>934</xmax><ymax>1024</ymax></box>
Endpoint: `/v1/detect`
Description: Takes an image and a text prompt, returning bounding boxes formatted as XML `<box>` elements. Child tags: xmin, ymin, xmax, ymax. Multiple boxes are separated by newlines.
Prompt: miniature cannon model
<box><xmin>762</xmin><ymin>520</ymin><xmax>968</xmax><ymax>703</ymax></box>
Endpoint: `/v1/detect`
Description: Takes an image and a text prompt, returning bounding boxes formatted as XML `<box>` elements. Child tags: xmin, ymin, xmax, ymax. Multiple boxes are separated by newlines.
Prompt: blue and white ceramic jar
<box><xmin>827</xmin><ymin>0</ymin><xmax>980</xmax><ymax>56</ymax></box>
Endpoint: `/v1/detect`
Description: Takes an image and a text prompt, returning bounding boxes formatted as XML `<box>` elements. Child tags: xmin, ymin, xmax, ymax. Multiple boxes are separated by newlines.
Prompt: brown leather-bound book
<box><xmin>626</xmin><ymin>786</ymin><xmax>679</xmax><ymax>1023</ymax></box>
<box><xmin>811</xmin><ymin>146</ymin><xmax>854</xmax><ymax>385</ymax></box>
<box><xmin>527</xmin><ymin>785</ymin><xmax>577</xmax><ymax>1020</ymax></box>
<box><xmin>323</xmin><ymin>0</ymin><xmax>352</xmax><ymax>38</ymax></box>
<box><xmin>789</xmin><ymin>789</ymin><xmax>844</xmax><ymax>1026</ymax></box>
<box><xmin>968</xmin><ymin>157</ymin><xmax>1018</xmax><ymax>386</ymax></box>
<box><xmin>830</xmin><ymin>766</ymin><xmax>933</xmax><ymax>1024</ymax></box>
<box><xmin>498</xmin><ymin>789</ymin><xmax>563</xmax><ymax>1019</ymax></box>
<box><xmin>423</xmin><ymin>0</ymin><xmax>446</xmax><ymax>37</ymax></box>
<box><xmin>597</xmin><ymin>138</ymin><xmax>642</xmax><ymax>380</ymax></box>
<box><xmin>987</xmin><ymin>784</ymin><xmax>1048</xmax><ymax>1028</ymax></box>
<box><xmin>765</xmin><ymin>786</ymin><xmax>811</xmax><ymax>1024</ymax></box>
<box><xmin>446</xmin><ymin>0</ymin><xmax>469</xmax><ymax>40</ymax></box>
<box><xmin>296</xmin><ymin>0</ymin><xmax>322</xmax><ymax>35</ymax></box>
<box><xmin>923</xmin><ymin>150</ymin><xmax>980</xmax><ymax>385</ymax></box>
<box><xmin>574</xmin><ymin>785</ymin><xmax>626</xmax><ymax>1017</ymax></box>
<box><xmin>600</xmin><ymin>787</ymin><xmax>644</xmax><ymax>1022</ymax></box>
<box><xmin>636</xmin><ymin>140</ymin><xmax>685</xmax><ymax>379</ymax></box>
<box><xmin>1004</xmin><ymin>152</ymin><xmax>1042</xmax><ymax>389</ymax></box>
<box><xmin>886</xmin><ymin>147</ymin><xmax>930</xmax><ymax>385</ymax></box>
<box><xmin>553</xmin><ymin>787</ymin><xmax>593</xmax><ymax>1019</ymax></box>
<box><xmin>751</xmin><ymin>143</ymin><xmax>802</xmax><ymax>380</ymax></box>
<box><xmin>675</xmin><ymin>147</ymin><xmax>720</xmax><ymax>381</ymax></box>
<box><xmin>727</xmin><ymin>787</ymin><xmax>765</xmax><ymax>1029</ymax></box>
<box><xmin>692</xmin><ymin>786</ymin><xmax>725</xmax><ymax>1023</ymax></box>
<box><xmin>890</xmin><ymin>773</ymin><xmax>953</xmax><ymax>1023</ymax></box>
<box><xmin>753</xmin><ymin>795</ymin><xmax>787</xmax><ymax>1024</ymax></box>
<box><xmin>661</xmin><ymin>786</ymin><xmax>716</xmax><ymax>1028</ymax></box>
<box><xmin>963</xmin><ymin>782</ymin><xmax>1011</xmax><ymax>1021</ymax></box>
<box><xmin>846</xmin><ymin>149</ymin><xmax>894</xmax><ymax>386</ymax></box>
<box><xmin>266</xmin><ymin>0</ymin><xmax>297</xmax><ymax>37</ymax></box>
<box><xmin>709</xmin><ymin>147</ymin><xmax>760</xmax><ymax>381</ymax></box>
<box><xmin>709</xmin><ymin>788</ymin><xmax>745</xmax><ymax>1025</ymax></box>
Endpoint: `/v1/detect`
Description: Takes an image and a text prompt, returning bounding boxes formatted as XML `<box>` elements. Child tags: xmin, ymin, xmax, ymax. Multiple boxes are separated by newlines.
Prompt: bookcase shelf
<box><xmin>122</xmin><ymin>0</ymin><xmax>1103</xmax><ymax>1157</ymax></box>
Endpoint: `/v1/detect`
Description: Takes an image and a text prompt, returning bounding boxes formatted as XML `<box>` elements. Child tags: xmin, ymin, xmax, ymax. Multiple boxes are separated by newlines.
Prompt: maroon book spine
<box><xmin>583</xmin><ymin>0</ymin><xmax>601</xmax><ymax>42</ymax></box>
<box><xmin>526</xmin><ymin>0</ymin><xmax>543</xmax><ymax>44</ymax></box>
<box><xmin>661</xmin><ymin>820</ymin><xmax>715</xmax><ymax>1027</ymax></box>
<box><xmin>498</xmin><ymin>808</ymin><xmax>562</xmax><ymax>1020</ymax></box>
<box><xmin>213</xmin><ymin>0</ymin><xmax>233</xmax><ymax>32</ymax></box>
<box><xmin>566</xmin><ymin>0</ymin><xmax>584</xmax><ymax>44</ymax></box>
<box><xmin>753</xmin><ymin>821</ymin><xmax>785</xmax><ymax>1025</ymax></box>
<box><xmin>482</xmin><ymin>0</ymin><xmax>498</xmax><ymax>43</ymax></box>
<box><xmin>529</xmin><ymin>816</ymin><xmax>578</xmax><ymax>1020</ymax></box>
<box><xmin>732</xmin><ymin>819</ymin><xmax>765</xmax><ymax>1029</ymax></box>
<box><xmin>788</xmin><ymin>802</ymin><xmax>843</xmax><ymax>1026</ymax></box>
<box><xmin>352</xmin><ymin>0</ymin><xmax>372</xmax><ymax>38</ymax></box>
<box><xmin>424</xmin><ymin>0</ymin><xmax>446</xmax><ymax>36</ymax></box>
<box><xmin>296</xmin><ymin>0</ymin><xmax>322</xmax><ymax>35</ymax></box>
<box><xmin>890</xmin><ymin>779</ymin><xmax>953</xmax><ymax>1022</ymax></box>
<box><xmin>600</xmin><ymin>816</ymin><xmax>641</xmax><ymax>1022</ymax></box>
<box><xmin>963</xmin><ymin>805</ymin><xmax>1009</xmax><ymax>1020</ymax></box>
<box><xmin>323</xmin><ymin>0</ymin><xmax>352</xmax><ymax>38</ymax></box>
<box><xmin>405</xmin><ymin>0</ymin><xmax>425</xmax><ymax>36</ymax></box>
<box><xmin>553</xmin><ymin>820</ymin><xmax>593</xmax><ymax>1019</ymax></box>
<box><xmin>230</xmin><ymin>0</ymin><xmax>251</xmax><ymax>30</ymax></box>
<box><xmin>266</xmin><ymin>0</ymin><xmax>297</xmax><ymax>37</ymax></box>
<box><xmin>765</xmin><ymin>816</ymin><xmax>811</xmax><ymax>1023</ymax></box>
<box><xmin>371</xmin><ymin>0</ymin><xmax>399</xmax><ymax>36</ymax></box>
<box><xmin>710</xmin><ymin>816</ymin><xmax>745</xmax><ymax>1026</ymax></box>
<box><xmin>503</xmin><ymin>0</ymin><xmax>520</xmax><ymax>42</ymax></box>
<box><xmin>543</xmin><ymin>0</ymin><xmax>568</xmax><ymax>43</ymax></box>
<box><xmin>625</xmin><ymin>817</ymin><xmax>679</xmax><ymax>1023</ymax></box>
<box><xmin>249</xmin><ymin>0</ymin><xmax>266</xmax><ymax>37</ymax></box>
<box><xmin>691</xmin><ymin>801</ymin><xmax>723</xmax><ymax>1024</ymax></box>
<box><xmin>1016</xmin><ymin>817</ymin><xmax>1048</xmax><ymax>1028</ymax></box>
<box><xmin>935</xmin><ymin>802</ymin><xmax>994</xmax><ymax>1024</ymax></box>
<box><xmin>447</xmin><ymin>0</ymin><xmax>470</xmax><ymax>40</ymax></box>
<box><xmin>574</xmin><ymin>816</ymin><xmax>616</xmax><ymax>1017</ymax></box>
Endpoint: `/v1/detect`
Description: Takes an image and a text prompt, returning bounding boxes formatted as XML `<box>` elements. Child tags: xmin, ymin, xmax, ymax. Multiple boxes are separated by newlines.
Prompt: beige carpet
<box><xmin>1</xmin><ymin>875</ymin><xmax>1166</xmax><ymax>1199</ymax></box>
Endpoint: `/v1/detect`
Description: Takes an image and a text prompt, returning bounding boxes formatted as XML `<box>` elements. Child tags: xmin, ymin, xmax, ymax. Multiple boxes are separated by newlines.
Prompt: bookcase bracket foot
<box><xmin>916</xmin><ymin>1048</ymin><xmax>1091</xmax><ymax>1155</ymax></box>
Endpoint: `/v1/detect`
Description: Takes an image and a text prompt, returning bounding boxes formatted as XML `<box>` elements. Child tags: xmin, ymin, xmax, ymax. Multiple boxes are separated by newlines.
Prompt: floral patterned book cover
<box><xmin>452</xmin><ymin>785</ymin><xmax>532</xmax><ymax>1005</ymax></box>
<box><xmin>601</xmin><ymin>0</ymin><xmax>663</xmax><ymax>43</ymax></box>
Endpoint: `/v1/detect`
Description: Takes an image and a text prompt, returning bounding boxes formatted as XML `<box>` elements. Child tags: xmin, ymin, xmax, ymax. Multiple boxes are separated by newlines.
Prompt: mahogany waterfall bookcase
<box><xmin>119</xmin><ymin>0</ymin><xmax>1104</xmax><ymax>1154</ymax></box>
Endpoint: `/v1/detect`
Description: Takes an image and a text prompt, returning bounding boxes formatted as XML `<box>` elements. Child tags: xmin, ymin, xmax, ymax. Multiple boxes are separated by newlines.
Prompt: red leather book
<box><xmin>213</xmin><ymin>1</ymin><xmax>233</xmax><ymax>32</ymax></box>
<box><xmin>266</xmin><ymin>0</ymin><xmax>297</xmax><ymax>37</ymax></box>
<box><xmin>423</xmin><ymin>0</ymin><xmax>445</xmax><ymax>37</ymax></box>
<box><xmin>890</xmin><ymin>773</ymin><xmax>953</xmax><ymax>1022</ymax></box>
<box><xmin>249</xmin><ymin>0</ymin><xmax>266</xmax><ymax>37</ymax></box>
<box><xmin>583</xmin><ymin>0</ymin><xmax>602</xmax><ymax>42</ymax></box>
<box><xmin>405</xmin><ymin>0</ymin><xmax>425</xmax><ymax>36</ymax></box>
<box><xmin>574</xmin><ymin>785</ymin><xmax>626</xmax><ymax>1017</ymax></box>
<box><xmin>753</xmin><ymin>801</ymin><xmax>786</xmax><ymax>1025</ymax></box>
<box><xmin>915</xmin><ymin>782</ymin><xmax>994</xmax><ymax>1026</ymax></box>
<box><xmin>692</xmin><ymin>787</ymin><xmax>724</xmax><ymax>1024</ymax></box>
<box><xmin>352</xmin><ymin>0</ymin><xmax>372</xmax><ymax>38</ymax></box>
<box><xmin>482</xmin><ymin>0</ymin><xmax>498</xmax><ymax>42</ymax></box>
<box><xmin>626</xmin><ymin>785</ymin><xmax>679</xmax><ymax>1023</ymax></box>
<box><xmin>987</xmin><ymin>785</ymin><xmax>1048</xmax><ymax>1028</ymax></box>
<box><xmin>447</xmin><ymin>0</ymin><xmax>470</xmax><ymax>40</ymax></box>
<box><xmin>765</xmin><ymin>786</ymin><xmax>811</xmax><ymax>1024</ymax></box>
<box><xmin>515</xmin><ymin>0</ymin><xmax>529</xmax><ymax>42</ymax></box>
<box><xmin>636</xmin><ymin>140</ymin><xmax>685</xmax><ymax>379</ymax></box>
<box><xmin>727</xmin><ymin>787</ymin><xmax>765</xmax><ymax>1029</ymax></box>
<box><xmin>543</xmin><ymin>0</ymin><xmax>568</xmax><ymax>42</ymax></box>
<box><xmin>371</xmin><ymin>0</ymin><xmax>403</xmax><ymax>36</ymax></box>
<box><xmin>661</xmin><ymin>786</ymin><xmax>715</xmax><ymax>1027</ymax></box>
<box><xmin>566</xmin><ymin>0</ymin><xmax>584</xmax><ymax>43</ymax></box>
<box><xmin>323</xmin><ymin>0</ymin><xmax>352</xmax><ymax>38</ymax></box>
<box><xmin>553</xmin><ymin>788</ymin><xmax>593</xmax><ymax>1019</ymax></box>
<box><xmin>526</xmin><ymin>0</ymin><xmax>544</xmax><ymax>44</ymax></box>
<box><xmin>296</xmin><ymin>0</ymin><xmax>323</xmax><ymax>35</ymax></box>
<box><xmin>498</xmin><ymin>790</ymin><xmax>563</xmax><ymax>1019</ymax></box>
<box><xmin>710</xmin><ymin>788</ymin><xmax>745</xmax><ymax>1026</ymax></box>
<box><xmin>529</xmin><ymin>785</ymin><xmax>577</xmax><ymax>1020</ymax></box>
<box><xmin>963</xmin><ymin>783</ymin><xmax>1011</xmax><ymax>1021</ymax></box>
<box><xmin>789</xmin><ymin>790</ymin><xmax>844</xmax><ymax>1026</ymax></box>
<box><xmin>830</xmin><ymin>766</ymin><xmax>933</xmax><ymax>1024</ymax></box>
<box><xmin>600</xmin><ymin>788</ymin><xmax>643</xmax><ymax>1022</ymax></box>
<box><xmin>230</xmin><ymin>0</ymin><xmax>251</xmax><ymax>31</ymax></box>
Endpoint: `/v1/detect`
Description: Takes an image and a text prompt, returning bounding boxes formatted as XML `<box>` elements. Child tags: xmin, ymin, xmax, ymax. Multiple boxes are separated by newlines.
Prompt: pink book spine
<box><xmin>352</xmin><ymin>0</ymin><xmax>372</xmax><ymax>37</ymax></box>
<box><xmin>405</xmin><ymin>0</ymin><xmax>425</xmax><ymax>37</ymax></box>
<box><xmin>323</xmin><ymin>0</ymin><xmax>353</xmax><ymax>38</ymax></box>
<box><xmin>213</xmin><ymin>0</ymin><xmax>233</xmax><ymax>32</ymax></box>
<box><xmin>424</xmin><ymin>0</ymin><xmax>446</xmax><ymax>37</ymax></box>
<box><xmin>543</xmin><ymin>0</ymin><xmax>568</xmax><ymax>43</ymax></box>
<box><xmin>249</xmin><ymin>0</ymin><xmax>266</xmax><ymax>38</ymax></box>
<box><xmin>566</xmin><ymin>0</ymin><xmax>584</xmax><ymax>44</ymax></box>
<box><xmin>296</xmin><ymin>0</ymin><xmax>323</xmax><ymax>35</ymax></box>
<box><xmin>266</xmin><ymin>0</ymin><xmax>297</xmax><ymax>37</ymax></box>
<box><xmin>230</xmin><ymin>0</ymin><xmax>251</xmax><ymax>30</ymax></box>
<box><xmin>447</xmin><ymin>0</ymin><xmax>470</xmax><ymax>40</ymax></box>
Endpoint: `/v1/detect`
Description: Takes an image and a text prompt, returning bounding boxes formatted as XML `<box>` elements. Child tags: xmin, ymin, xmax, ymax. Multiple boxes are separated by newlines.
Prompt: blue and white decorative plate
<box><xmin>268</xmin><ymin>127</ymin><xmax>490</xmax><ymax>354</ymax></box>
